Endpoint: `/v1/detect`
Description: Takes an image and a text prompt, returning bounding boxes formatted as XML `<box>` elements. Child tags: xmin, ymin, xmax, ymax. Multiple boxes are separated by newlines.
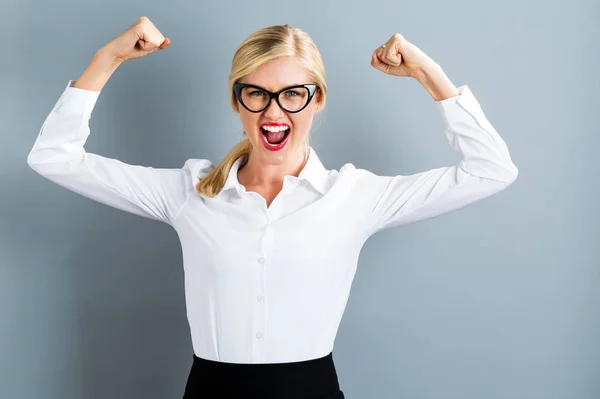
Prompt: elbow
<box><xmin>26</xmin><ymin>148</ymin><xmax>44</xmax><ymax>172</ymax></box>
<box><xmin>27</xmin><ymin>143</ymin><xmax>65</xmax><ymax>171</ymax></box>
<box><xmin>505</xmin><ymin>162</ymin><xmax>519</xmax><ymax>185</ymax></box>
<box><xmin>490</xmin><ymin>157</ymin><xmax>519</xmax><ymax>186</ymax></box>
<box><xmin>26</xmin><ymin>148</ymin><xmax>50</xmax><ymax>174</ymax></box>
<box><xmin>492</xmin><ymin>163</ymin><xmax>518</xmax><ymax>189</ymax></box>
<box><xmin>479</xmin><ymin>161</ymin><xmax>518</xmax><ymax>191</ymax></box>
<box><xmin>26</xmin><ymin>150</ymin><xmax>38</xmax><ymax>170</ymax></box>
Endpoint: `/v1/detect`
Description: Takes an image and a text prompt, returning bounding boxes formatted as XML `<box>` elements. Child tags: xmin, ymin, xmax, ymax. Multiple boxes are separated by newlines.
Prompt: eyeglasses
<box><xmin>233</xmin><ymin>83</ymin><xmax>319</xmax><ymax>113</ymax></box>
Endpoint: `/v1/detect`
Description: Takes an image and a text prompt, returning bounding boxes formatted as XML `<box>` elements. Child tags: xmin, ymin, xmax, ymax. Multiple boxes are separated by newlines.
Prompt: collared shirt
<box><xmin>27</xmin><ymin>79</ymin><xmax>518</xmax><ymax>364</ymax></box>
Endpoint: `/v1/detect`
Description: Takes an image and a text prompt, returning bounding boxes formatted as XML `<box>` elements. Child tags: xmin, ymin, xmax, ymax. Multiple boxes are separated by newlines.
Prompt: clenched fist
<box><xmin>371</xmin><ymin>33</ymin><xmax>436</xmax><ymax>79</ymax></box>
<box><xmin>103</xmin><ymin>16</ymin><xmax>170</xmax><ymax>63</ymax></box>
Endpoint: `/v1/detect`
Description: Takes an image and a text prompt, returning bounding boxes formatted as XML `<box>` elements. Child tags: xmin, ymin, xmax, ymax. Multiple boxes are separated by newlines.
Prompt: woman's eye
<box><xmin>249</xmin><ymin>91</ymin><xmax>265</xmax><ymax>97</ymax></box>
<box><xmin>285</xmin><ymin>91</ymin><xmax>300</xmax><ymax>97</ymax></box>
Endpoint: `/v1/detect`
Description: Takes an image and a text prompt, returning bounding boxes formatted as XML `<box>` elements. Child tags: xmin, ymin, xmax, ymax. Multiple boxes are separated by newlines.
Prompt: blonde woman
<box><xmin>27</xmin><ymin>16</ymin><xmax>518</xmax><ymax>399</ymax></box>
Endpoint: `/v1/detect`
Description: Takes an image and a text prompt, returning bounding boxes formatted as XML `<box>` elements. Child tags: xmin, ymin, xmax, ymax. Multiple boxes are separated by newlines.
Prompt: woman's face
<box><xmin>236</xmin><ymin>56</ymin><xmax>322</xmax><ymax>165</ymax></box>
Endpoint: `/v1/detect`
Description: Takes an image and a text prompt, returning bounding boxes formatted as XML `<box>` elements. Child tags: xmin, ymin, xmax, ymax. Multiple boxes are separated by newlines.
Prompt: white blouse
<box><xmin>27</xmin><ymin>80</ymin><xmax>518</xmax><ymax>364</ymax></box>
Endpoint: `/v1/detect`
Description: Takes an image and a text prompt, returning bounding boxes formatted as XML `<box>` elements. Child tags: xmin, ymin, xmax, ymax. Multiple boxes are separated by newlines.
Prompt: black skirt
<box><xmin>183</xmin><ymin>351</ymin><xmax>345</xmax><ymax>399</ymax></box>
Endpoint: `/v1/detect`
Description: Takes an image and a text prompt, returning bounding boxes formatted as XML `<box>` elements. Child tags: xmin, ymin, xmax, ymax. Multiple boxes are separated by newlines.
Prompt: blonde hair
<box><xmin>195</xmin><ymin>24</ymin><xmax>328</xmax><ymax>197</ymax></box>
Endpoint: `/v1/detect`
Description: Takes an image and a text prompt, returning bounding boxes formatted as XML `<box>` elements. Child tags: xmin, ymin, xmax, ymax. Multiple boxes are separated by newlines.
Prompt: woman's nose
<box><xmin>263</xmin><ymin>97</ymin><xmax>285</xmax><ymax>117</ymax></box>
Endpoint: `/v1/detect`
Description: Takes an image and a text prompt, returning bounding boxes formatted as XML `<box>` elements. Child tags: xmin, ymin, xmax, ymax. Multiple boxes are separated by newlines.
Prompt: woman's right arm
<box><xmin>27</xmin><ymin>17</ymin><xmax>196</xmax><ymax>225</ymax></box>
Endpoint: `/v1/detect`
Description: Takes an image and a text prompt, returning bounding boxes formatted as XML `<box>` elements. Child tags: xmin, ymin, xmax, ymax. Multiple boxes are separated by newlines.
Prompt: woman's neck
<box><xmin>237</xmin><ymin>148</ymin><xmax>309</xmax><ymax>189</ymax></box>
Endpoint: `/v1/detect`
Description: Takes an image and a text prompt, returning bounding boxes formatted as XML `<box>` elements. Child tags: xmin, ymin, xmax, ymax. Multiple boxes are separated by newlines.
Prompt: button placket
<box><xmin>252</xmin><ymin>221</ymin><xmax>272</xmax><ymax>362</ymax></box>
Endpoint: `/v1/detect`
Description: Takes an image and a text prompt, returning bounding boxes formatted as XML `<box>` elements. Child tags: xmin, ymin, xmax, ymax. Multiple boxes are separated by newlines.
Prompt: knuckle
<box><xmin>135</xmin><ymin>18</ymin><xmax>147</xmax><ymax>30</ymax></box>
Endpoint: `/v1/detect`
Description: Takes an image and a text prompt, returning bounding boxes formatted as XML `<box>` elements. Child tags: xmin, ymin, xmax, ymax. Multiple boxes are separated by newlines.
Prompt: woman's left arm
<box><xmin>357</xmin><ymin>34</ymin><xmax>518</xmax><ymax>235</ymax></box>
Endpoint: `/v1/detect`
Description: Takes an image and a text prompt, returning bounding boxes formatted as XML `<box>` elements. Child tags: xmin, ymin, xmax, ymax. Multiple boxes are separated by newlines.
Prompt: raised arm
<box><xmin>26</xmin><ymin>17</ymin><xmax>198</xmax><ymax>225</ymax></box>
<box><xmin>355</xmin><ymin>34</ymin><xmax>518</xmax><ymax>236</ymax></box>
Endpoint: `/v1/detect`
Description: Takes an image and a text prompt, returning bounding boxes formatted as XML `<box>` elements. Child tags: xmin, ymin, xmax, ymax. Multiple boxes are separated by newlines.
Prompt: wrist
<box><xmin>72</xmin><ymin>49</ymin><xmax>123</xmax><ymax>92</ymax></box>
<box><xmin>414</xmin><ymin>64</ymin><xmax>459</xmax><ymax>101</ymax></box>
<box><xmin>412</xmin><ymin>62</ymin><xmax>442</xmax><ymax>83</ymax></box>
<box><xmin>95</xmin><ymin>46</ymin><xmax>125</xmax><ymax>67</ymax></box>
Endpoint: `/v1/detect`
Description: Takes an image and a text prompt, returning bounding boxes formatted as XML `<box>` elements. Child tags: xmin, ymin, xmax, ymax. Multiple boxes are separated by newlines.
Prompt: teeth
<box><xmin>261</xmin><ymin>125</ymin><xmax>289</xmax><ymax>133</ymax></box>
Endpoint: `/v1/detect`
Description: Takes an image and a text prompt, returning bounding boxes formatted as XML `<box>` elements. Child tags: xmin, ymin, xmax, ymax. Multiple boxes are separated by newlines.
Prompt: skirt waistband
<box><xmin>183</xmin><ymin>352</ymin><xmax>343</xmax><ymax>399</ymax></box>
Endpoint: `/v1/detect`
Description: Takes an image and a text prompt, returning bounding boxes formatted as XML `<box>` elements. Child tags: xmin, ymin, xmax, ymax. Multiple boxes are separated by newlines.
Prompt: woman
<box><xmin>27</xmin><ymin>16</ymin><xmax>518</xmax><ymax>399</ymax></box>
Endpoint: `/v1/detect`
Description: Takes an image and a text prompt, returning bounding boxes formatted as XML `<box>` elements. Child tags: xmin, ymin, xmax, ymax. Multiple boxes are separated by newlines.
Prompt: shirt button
<box><xmin>257</xmin><ymin>295</ymin><xmax>264</xmax><ymax>302</ymax></box>
<box><xmin>258</xmin><ymin>257</ymin><xmax>265</xmax><ymax>265</ymax></box>
<box><xmin>256</xmin><ymin>332</ymin><xmax>264</xmax><ymax>339</ymax></box>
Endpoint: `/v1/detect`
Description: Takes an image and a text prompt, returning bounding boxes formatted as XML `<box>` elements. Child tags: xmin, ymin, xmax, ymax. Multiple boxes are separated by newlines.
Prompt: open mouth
<box><xmin>260</xmin><ymin>126</ymin><xmax>291</xmax><ymax>146</ymax></box>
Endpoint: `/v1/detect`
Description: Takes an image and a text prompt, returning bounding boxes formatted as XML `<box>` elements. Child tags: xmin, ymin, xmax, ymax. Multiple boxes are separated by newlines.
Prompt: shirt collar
<box><xmin>221</xmin><ymin>146</ymin><xmax>329</xmax><ymax>195</ymax></box>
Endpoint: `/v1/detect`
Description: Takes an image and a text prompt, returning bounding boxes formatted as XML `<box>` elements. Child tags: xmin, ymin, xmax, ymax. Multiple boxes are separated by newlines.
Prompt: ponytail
<box><xmin>195</xmin><ymin>137</ymin><xmax>252</xmax><ymax>197</ymax></box>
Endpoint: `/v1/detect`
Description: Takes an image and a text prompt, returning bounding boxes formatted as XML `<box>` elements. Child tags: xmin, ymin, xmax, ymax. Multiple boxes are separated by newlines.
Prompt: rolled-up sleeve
<box><xmin>354</xmin><ymin>85</ymin><xmax>518</xmax><ymax>236</ymax></box>
<box><xmin>27</xmin><ymin>80</ymin><xmax>194</xmax><ymax>225</ymax></box>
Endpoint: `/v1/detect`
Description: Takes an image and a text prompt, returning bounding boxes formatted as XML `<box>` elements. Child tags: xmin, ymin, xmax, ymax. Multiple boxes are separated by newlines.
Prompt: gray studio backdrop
<box><xmin>2</xmin><ymin>0</ymin><xmax>599</xmax><ymax>398</ymax></box>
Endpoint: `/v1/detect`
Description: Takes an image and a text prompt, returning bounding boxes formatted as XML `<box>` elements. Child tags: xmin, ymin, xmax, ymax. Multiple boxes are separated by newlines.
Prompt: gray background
<box><xmin>2</xmin><ymin>0</ymin><xmax>598</xmax><ymax>398</ymax></box>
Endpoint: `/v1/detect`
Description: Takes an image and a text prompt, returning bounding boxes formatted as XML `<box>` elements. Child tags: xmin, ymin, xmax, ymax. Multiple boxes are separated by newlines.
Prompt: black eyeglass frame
<box><xmin>233</xmin><ymin>83</ymin><xmax>319</xmax><ymax>114</ymax></box>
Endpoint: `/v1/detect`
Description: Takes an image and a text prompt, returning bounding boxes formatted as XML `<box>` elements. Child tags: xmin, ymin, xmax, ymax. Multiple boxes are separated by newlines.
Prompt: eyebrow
<box><xmin>241</xmin><ymin>83</ymin><xmax>305</xmax><ymax>92</ymax></box>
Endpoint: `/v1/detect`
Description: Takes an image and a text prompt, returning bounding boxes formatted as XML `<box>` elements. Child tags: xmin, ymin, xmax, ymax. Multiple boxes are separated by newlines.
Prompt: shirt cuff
<box><xmin>54</xmin><ymin>79</ymin><xmax>101</xmax><ymax>117</ymax></box>
<box><xmin>435</xmin><ymin>84</ymin><xmax>496</xmax><ymax>134</ymax></box>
